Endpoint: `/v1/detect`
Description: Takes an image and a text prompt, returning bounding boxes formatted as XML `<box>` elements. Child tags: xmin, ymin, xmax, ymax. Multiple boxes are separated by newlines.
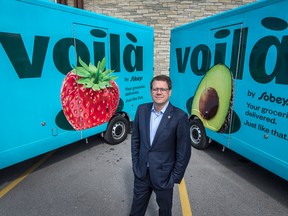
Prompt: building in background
<box><xmin>60</xmin><ymin>0</ymin><xmax>256</xmax><ymax>75</ymax></box>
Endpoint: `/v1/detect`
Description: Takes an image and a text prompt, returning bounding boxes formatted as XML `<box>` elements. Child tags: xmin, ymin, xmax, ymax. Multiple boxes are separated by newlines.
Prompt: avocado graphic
<box><xmin>191</xmin><ymin>64</ymin><xmax>233</xmax><ymax>132</ymax></box>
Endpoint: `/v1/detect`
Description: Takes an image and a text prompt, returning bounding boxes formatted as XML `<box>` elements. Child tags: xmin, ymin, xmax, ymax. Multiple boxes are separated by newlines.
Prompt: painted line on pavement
<box><xmin>178</xmin><ymin>178</ymin><xmax>193</xmax><ymax>216</ymax></box>
<box><xmin>0</xmin><ymin>150</ymin><xmax>55</xmax><ymax>199</ymax></box>
<box><xmin>1</xmin><ymin>150</ymin><xmax>193</xmax><ymax>216</ymax></box>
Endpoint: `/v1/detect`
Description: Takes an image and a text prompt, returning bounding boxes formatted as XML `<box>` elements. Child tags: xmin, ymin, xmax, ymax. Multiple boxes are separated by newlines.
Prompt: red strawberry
<box><xmin>60</xmin><ymin>57</ymin><xmax>120</xmax><ymax>130</ymax></box>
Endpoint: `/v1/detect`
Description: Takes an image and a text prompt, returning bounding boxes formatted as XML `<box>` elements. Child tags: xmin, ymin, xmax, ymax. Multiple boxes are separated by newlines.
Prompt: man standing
<box><xmin>130</xmin><ymin>75</ymin><xmax>191</xmax><ymax>216</ymax></box>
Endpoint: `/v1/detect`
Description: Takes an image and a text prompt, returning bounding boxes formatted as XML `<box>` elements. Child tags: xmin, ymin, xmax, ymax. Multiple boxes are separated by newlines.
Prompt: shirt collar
<box><xmin>151</xmin><ymin>101</ymin><xmax>169</xmax><ymax>114</ymax></box>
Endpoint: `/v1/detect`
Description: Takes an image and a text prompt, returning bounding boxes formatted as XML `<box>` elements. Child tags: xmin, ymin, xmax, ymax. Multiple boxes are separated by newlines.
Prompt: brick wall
<box><xmin>73</xmin><ymin>0</ymin><xmax>256</xmax><ymax>75</ymax></box>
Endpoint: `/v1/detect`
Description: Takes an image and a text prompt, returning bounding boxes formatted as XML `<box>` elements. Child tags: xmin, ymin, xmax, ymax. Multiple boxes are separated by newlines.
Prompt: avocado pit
<box><xmin>199</xmin><ymin>87</ymin><xmax>219</xmax><ymax>120</ymax></box>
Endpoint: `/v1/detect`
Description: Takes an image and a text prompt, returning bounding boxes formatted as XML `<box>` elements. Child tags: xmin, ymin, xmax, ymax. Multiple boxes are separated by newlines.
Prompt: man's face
<box><xmin>150</xmin><ymin>80</ymin><xmax>171</xmax><ymax>107</ymax></box>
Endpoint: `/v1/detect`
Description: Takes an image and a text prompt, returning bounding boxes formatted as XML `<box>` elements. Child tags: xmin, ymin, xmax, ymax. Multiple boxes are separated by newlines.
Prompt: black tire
<box><xmin>190</xmin><ymin>118</ymin><xmax>210</xmax><ymax>150</ymax></box>
<box><xmin>104</xmin><ymin>115</ymin><xmax>129</xmax><ymax>145</ymax></box>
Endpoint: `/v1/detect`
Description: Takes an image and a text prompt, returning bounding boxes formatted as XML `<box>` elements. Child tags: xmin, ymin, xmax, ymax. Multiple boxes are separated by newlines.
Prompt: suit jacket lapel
<box><xmin>151</xmin><ymin>103</ymin><xmax>173</xmax><ymax>146</ymax></box>
<box><xmin>144</xmin><ymin>103</ymin><xmax>153</xmax><ymax>147</ymax></box>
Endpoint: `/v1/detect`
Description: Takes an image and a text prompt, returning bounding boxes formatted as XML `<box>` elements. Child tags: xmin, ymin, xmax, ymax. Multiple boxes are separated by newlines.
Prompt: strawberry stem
<box><xmin>73</xmin><ymin>57</ymin><xmax>117</xmax><ymax>91</ymax></box>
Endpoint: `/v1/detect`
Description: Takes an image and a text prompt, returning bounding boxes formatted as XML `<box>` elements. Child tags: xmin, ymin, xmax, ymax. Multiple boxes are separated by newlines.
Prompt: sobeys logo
<box><xmin>0</xmin><ymin>29</ymin><xmax>144</xmax><ymax>78</ymax></box>
<box><xmin>175</xmin><ymin>17</ymin><xmax>288</xmax><ymax>85</ymax></box>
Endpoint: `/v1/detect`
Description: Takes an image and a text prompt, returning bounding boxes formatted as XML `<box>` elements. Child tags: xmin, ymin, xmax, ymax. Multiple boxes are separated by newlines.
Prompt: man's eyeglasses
<box><xmin>151</xmin><ymin>88</ymin><xmax>170</xmax><ymax>93</ymax></box>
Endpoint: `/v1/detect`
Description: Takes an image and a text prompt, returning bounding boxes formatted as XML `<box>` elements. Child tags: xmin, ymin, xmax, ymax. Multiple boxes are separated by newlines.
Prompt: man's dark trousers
<box><xmin>129</xmin><ymin>169</ymin><xmax>173</xmax><ymax>216</ymax></box>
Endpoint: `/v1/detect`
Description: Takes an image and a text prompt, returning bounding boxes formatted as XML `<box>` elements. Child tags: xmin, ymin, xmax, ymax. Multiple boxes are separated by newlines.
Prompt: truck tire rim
<box><xmin>190</xmin><ymin>125</ymin><xmax>202</xmax><ymax>144</ymax></box>
<box><xmin>112</xmin><ymin>121</ymin><xmax>125</xmax><ymax>140</ymax></box>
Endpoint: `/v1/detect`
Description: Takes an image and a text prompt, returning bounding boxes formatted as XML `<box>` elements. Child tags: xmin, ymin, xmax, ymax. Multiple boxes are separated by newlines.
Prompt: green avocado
<box><xmin>191</xmin><ymin>64</ymin><xmax>233</xmax><ymax>132</ymax></box>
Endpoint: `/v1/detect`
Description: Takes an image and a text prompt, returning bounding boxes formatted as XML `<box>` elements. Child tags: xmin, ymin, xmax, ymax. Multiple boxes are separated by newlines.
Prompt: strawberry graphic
<box><xmin>60</xmin><ymin>57</ymin><xmax>120</xmax><ymax>130</ymax></box>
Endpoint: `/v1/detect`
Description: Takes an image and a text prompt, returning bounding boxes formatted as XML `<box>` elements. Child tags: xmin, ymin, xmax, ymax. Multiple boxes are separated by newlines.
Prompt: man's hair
<box><xmin>150</xmin><ymin>75</ymin><xmax>172</xmax><ymax>90</ymax></box>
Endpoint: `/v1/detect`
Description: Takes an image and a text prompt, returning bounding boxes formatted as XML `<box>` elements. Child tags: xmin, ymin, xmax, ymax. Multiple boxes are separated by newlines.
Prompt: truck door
<box><xmin>207</xmin><ymin>23</ymin><xmax>247</xmax><ymax>148</ymax></box>
<box><xmin>59</xmin><ymin>23</ymin><xmax>109</xmax><ymax>138</ymax></box>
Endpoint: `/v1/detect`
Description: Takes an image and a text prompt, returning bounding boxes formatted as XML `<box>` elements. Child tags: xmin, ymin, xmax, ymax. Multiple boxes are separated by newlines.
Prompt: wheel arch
<box><xmin>189</xmin><ymin>114</ymin><xmax>200</xmax><ymax>122</ymax></box>
<box><xmin>109</xmin><ymin>111</ymin><xmax>131</xmax><ymax>125</ymax></box>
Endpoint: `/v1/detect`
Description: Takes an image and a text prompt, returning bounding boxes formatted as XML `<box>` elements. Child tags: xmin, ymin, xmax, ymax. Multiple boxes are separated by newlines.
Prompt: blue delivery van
<box><xmin>0</xmin><ymin>0</ymin><xmax>154</xmax><ymax>169</ymax></box>
<box><xmin>170</xmin><ymin>0</ymin><xmax>288</xmax><ymax>180</ymax></box>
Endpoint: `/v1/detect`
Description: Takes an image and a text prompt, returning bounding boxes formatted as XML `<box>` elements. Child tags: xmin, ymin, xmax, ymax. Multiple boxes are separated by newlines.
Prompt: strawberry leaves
<box><xmin>72</xmin><ymin>57</ymin><xmax>118</xmax><ymax>91</ymax></box>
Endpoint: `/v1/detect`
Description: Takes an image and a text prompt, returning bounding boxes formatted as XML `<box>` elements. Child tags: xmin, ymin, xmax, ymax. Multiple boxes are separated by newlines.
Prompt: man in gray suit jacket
<box><xmin>129</xmin><ymin>75</ymin><xmax>191</xmax><ymax>216</ymax></box>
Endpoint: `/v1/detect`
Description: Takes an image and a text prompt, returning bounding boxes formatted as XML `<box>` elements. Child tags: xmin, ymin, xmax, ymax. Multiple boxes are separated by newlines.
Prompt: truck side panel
<box><xmin>0</xmin><ymin>0</ymin><xmax>154</xmax><ymax>169</ymax></box>
<box><xmin>170</xmin><ymin>0</ymin><xmax>288</xmax><ymax>180</ymax></box>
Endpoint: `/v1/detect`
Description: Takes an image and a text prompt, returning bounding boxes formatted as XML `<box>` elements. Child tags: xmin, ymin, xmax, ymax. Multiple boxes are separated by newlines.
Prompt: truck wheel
<box><xmin>104</xmin><ymin>115</ymin><xmax>129</xmax><ymax>145</ymax></box>
<box><xmin>190</xmin><ymin>118</ymin><xmax>210</xmax><ymax>149</ymax></box>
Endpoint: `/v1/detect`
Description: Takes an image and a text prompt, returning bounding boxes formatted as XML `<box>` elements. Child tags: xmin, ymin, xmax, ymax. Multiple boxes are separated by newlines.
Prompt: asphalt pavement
<box><xmin>0</xmin><ymin>134</ymin><xmax>287</xmax><ymax>216</ymax></box>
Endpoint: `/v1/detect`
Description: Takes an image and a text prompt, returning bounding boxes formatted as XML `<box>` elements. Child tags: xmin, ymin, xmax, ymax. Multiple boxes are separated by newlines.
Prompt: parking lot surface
<box><xmin>0</xmin><ymin>134</ymin><xmax>287</xmax><ymax>216</ymax></box>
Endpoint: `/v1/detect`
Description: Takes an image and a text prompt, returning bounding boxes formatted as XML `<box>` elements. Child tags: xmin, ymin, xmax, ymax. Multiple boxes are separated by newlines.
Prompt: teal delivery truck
<box><xmin>0</xmin><ymin>0</ymin><xmax>154</xmax><ymax>169</ymax></box>
<box><xmin>170</xmin><ymin>0</ymin><xmax>288</xmax><ymax>180</ymax></box>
